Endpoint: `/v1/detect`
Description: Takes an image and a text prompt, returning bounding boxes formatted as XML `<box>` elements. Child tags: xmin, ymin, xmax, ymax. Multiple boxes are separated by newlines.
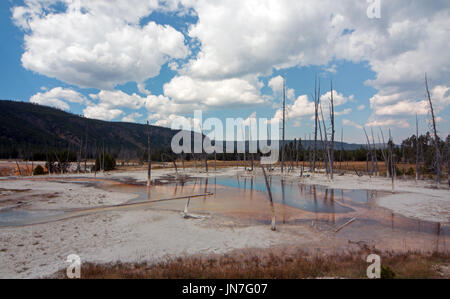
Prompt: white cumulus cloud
<box><xmin>13</xmin><ymin>0</ymin><xmax>189</xmax><ymax>90</ymax></box>
<box><xmin>30</xmin><ymin>87</ymin><xmax>89</xmax><ymax>110</ymax></box>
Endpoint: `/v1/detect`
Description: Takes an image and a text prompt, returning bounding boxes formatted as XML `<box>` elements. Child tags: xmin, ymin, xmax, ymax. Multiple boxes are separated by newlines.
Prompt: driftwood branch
<box><xmin>334</xmin><ymin>217</ymin><xmax>356</xmax><ymax>233</ymax></box>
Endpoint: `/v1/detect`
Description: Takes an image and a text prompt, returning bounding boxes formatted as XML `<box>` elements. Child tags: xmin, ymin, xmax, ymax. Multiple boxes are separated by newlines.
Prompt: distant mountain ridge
<box><xmin>0</xmin><ymin>100</ymin><xmax>182</xmax><ymax>158</ymax></box>
<box><xmin>0</xmin><ymin>100</ymin><xmax>374</xmax><ymax>159</ymax></box>
<box><xmin>218</xmin><ymin>140</ymin><xmax>370</xmax><ymax>151</ymax></box>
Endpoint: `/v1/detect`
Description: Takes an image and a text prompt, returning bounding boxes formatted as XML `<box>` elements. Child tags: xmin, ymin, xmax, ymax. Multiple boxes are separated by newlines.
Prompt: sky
<box><xmin>0</xmin><ymin>0</ymin><xmax>449</xmax><ymax>143</ymax></box>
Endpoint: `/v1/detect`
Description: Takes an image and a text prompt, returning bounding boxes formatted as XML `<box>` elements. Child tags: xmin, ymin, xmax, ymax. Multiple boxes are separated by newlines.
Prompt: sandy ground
<box><xmin>0</xmin><ymin>167</ymin><xmax>448</xmax><ymax>278</ymax></box>
<box><xmin>0</xmin><ymin>178</ymin><xmax>137</xmax><ymax>210</ymax></box>
<box><xmin>0</xmin><ymin>205</ymin><xmax>323</xmax><ymax>278</ymax></box>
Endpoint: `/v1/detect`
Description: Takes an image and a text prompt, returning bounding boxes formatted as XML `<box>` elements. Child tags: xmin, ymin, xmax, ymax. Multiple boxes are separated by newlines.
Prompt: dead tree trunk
<box><xmin>319</xmin><ymin>104</ymin><xmax>331</xmax><ymax>177</ymax></box>
<box><xmin>147</xmin><ymin>121</ymin><xmax>151</xmax><ymax>187</ymax></box>
<box><xmin>371</xmin><ymin>128</ymin><xmax>379</xmax><ymax>176</ymax></box>
<box><xmin>15</xmin><ymin>160</ymin><xmax>22</xmax><ymax>176</ymax></box>
<box><xmin>312</xmin><ymin>77</ymin><xmax>320</xmax><ymax>173</ymax></box>
<box><xmin>379</xmin><ymin>128</ymin><xmax>389</xmax><ymax>177</ymax></box>
<box><xmin>340</xmin><ymin>127</ymin><xmax>344</xmax><ymax>172</ymax></box>
<box><xmin>31</xmin><ymin>152</ymin><xmax>34</xmax><ymax>177</ymax></box>
<box><xmin>445</xmin><ymin>135</ymin><xmax>450</xmax><ymax>187</ymax></box>
<box><xmin>172</xmin><ymin>160</ymin><xmax>178</xmax><ymax>177</ymax></box>
<box><xmin>363</xmin><ymin>128</ymin><xmax>373</xmax><ymax>176</ymax></box>
<box><xmin>415</xmin><ymin>114</ymin><xmax>420</xmax><ymax>181</ymax></box>
<box><xmin>203</xmin><ymin>142</ymin><xmax>208</xmax><ymax>174</ymax></box>
<box><xmin>425</xmin><ymin>74</ymin><xmax>441</xmax><ymax>184</ymax></box>
<box><xmin>281</xmin><ymin>77</ymin><xmax>286</xmax><ymax>173</ymax></box>
<box><xmin>329</xmin><ymin>81</ymin><xmax>335</xmax><ymax>180</ymax></box>
<box><xmin>249</xmin><ymin>126</ymin><xmax>254</xmax><ymax>172</ymax></box>
<box><xmin>54</xmin><ymin>152</ymin><xmax>63</xmax><ymax>175</ymax></box>
<box><xmin>77</xmin><ymin>137</ymin><xmax>82</xmax><ymax>174</ymax></box>
<box><xmin>181</xmin><ymin>153</ymin><xmax>185</xmax><ymax>172</ymax></box>
<box><xmin>84</xmin><ymin>122</ymin><xmax>88</xmax><ymax>173</ymax></box>
<box><xmin>389</xmin><ymin>129</ymin><xmax>395</xmax><ymax>193</ymax></box>
<box><xmin>241</xmin><ymin>125</ymin><xmax>246</xmax><ymax>171</ymax></box>
<box><xmin>261</xmin><ymin>165</ymin><xmax>276</xmax><ymax>231</ymax></box>
<box><xmin>446</xmin><ymin>136</ymin><xmax>449</xmax><ymax>187</ymax></box>
<box><xmin>102</xmin><ymin>140</ymin><xmax>105</xmax><ymax>173</ymax></box>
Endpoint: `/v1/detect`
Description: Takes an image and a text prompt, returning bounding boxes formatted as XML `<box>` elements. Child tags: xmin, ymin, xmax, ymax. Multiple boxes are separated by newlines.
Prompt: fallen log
<box><xmin>334</xmin><ymin>217</ymin><xmax>356</xmax><ymax>233</ymax></box>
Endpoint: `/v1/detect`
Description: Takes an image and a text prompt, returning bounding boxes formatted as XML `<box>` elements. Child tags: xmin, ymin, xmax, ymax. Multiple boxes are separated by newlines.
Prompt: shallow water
<box><xmin>0</xmin><ymin>209</ymin><xmax>66</xmax><ymax>227</ymax></box>
<box><xmin>111</xmin><ymin>175</ymin><xmax>449</xmax><ymax>247</ymax></box>
<box><xmin>0</xmin><ymin>175</ymin><xmax>448</xmax><ymax>252</ymax></box>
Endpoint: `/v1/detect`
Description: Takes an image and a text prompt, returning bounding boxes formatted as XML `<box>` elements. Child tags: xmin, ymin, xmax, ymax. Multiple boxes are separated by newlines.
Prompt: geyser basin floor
<box><xmin>0</xmin><ymin>168</ymin><xmax>448</xmax><ymax>278</ymax></box>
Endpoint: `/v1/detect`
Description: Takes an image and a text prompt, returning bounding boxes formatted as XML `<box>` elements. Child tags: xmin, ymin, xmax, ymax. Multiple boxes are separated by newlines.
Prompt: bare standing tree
<box><xmin>371</xmin><ymin>128</ymin><xmax>379</xmax><ymax>176</ymax></box>
<box><xmin>54</xmin><ymin>152</ymin><xmax>63</xmax><ymax>175</ymax></box>
<box><xmin>84</xmin><ymin>121</ymin><xmax>88</xmax><ymax>173</ymax></box>
<box><xmin>281</xmin><ymin>77</ymin><xmax>286</xmax><ymax>173</ymax></box>
<box><xmin>181</xmin><ymin>152</ymin><xmax>185</xmax><ymax>172</ymax></box>
<box><xmin>77</xmin><ymin>137</ymin><xmax>82</xmax><ymax>174</ymax></box>
<box><xmin>389</xmin><ymin>129</ymin><xmax>395</xmax><ymax>193</ymax></box>
<box><xmin>363</xmin><ymin>128</ymin><xmax>373</xmax><ymax>176</ymax></box>
<box><xmin>15</xmin><ymin>160</ymin><xmax>22</xmax><ymax>176</ymax></box>
<box><xmin>202</xmin><ymin>130</ymin><xmax>208</xmax><ymax>173</ymax></box>
<box><xmin>319</xmin><ymin>104</ymin><xmax>331</xmax><ymax>178</ymax></box>
<box><xmin>214</xmin><ymin>149</ymin><xmax>217</xmax><ymax>172</ymax></box>
<box><xmin>93</xmin><ymin>140</ymin><xmax>98</xmax><ymax>177</ymax></box>
<box><xmin>147</xmin><ymin>121</ymin><xmax>151</xmax><ymax>187</ymax></box>
<box><xmin>415</xmin><ymin>114</ymin><xmax>420</xmax><ymax>181</ymax></box>
<box><xmin>329</xmin><ymin>81</ymin><xmax>335</xmax><ymax>180</ymax></box>
<box><xmin>261</xmin><ymin>165</ymin><xmax>276</xmax><ymax>231</ymax></box>
<box><xmin>102</xmin><ymin>140</ymin><xmax>105</xmax><ymax>173</ymax></box>
<box><xmin>379</xmin><ymin>128</ymin><xmax>389</xmax><ymax>177</ymax></box>
<box><xmin>446</xmin><ymin>135</ymin><xmax>450</xmax><ymax>187</ymax></box>
<box><xmin>445</xmin><ymin>135</ymin><xmax>450</xmax><ymax>187</ymax></box>
<box><xmin>312</xmin><ymin>77</ymin><xmax>320</xmax><ymax>173</ymax></box>
<box><xmin>340</xmin><ymin>127</ymin><xmax>344</xmax><ymax>172</ymax></box>
<box><xmin>249</xmin><ymin>123</ymin><xmax>254</xmax><ymax>172</ymax></box>
<box><xmin>425</xmin><ymin>74</ymin><xmax>441</xmax><ymax>184</ymax></box>
<box><xmin>31</xmin><ymin>149</ymin><xmax>34</xmax><ymax>177</ymax></box>
<box><xmin>241</xmin><ymin>125</ymin><xmax>246</xmax><ymax>171</ymax></box>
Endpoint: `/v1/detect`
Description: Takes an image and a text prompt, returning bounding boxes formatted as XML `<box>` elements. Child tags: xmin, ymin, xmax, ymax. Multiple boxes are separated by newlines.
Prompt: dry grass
<box><xmin>55</xmin><ymin>249</ymin><xmax>449</xmax><ymax>279</ymax></box>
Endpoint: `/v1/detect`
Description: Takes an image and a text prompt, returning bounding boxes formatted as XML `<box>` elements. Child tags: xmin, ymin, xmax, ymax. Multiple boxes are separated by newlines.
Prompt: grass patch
<box><xmin>54</xmin><ymin>249</ymin><xmax>449</xmax><ymax>279</ymax></box>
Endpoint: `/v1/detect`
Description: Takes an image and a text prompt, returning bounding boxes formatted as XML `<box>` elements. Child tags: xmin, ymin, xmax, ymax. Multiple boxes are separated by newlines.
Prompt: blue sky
<box><xmin>1</xmin><ymin>0</ymin><xmax>449</xmax><ymax>143</ymax></box>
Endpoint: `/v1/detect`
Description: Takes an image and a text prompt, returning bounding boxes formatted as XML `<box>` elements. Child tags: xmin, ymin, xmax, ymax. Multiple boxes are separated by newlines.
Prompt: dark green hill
<box><xmin>0</xmin><ymin>100</ymin><xmax>179</xmax><ymax>159</ymax></box>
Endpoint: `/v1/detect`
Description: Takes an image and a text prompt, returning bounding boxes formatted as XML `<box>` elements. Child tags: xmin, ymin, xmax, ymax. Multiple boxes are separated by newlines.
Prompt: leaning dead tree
<box><xmin>147</xmin><ymin>121</ymin><xmax>151</xmax><ymax>187</ymax></box>
<box><xmin>425</xmin><ymin>74</ymin><xmax>441</xmax><ymax>184</ymax></box>
<box><xmin>261</xmin><ymin>165</ymin><xmax>276</xmax><ymax>231</ymax></box>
